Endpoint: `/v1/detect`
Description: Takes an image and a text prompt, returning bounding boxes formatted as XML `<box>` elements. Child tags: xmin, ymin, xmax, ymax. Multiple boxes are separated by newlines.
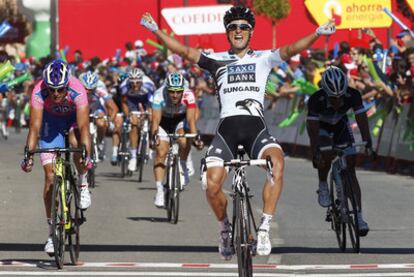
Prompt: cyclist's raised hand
<box><xmin>316</xmin><ymin>20</ymin><xmax>336</xmax><ymax>36</ymax></box>
<box><xmin>140</xmin><ymin>12</ymin><xmax>159</xmax><ymax>32</ymax></box>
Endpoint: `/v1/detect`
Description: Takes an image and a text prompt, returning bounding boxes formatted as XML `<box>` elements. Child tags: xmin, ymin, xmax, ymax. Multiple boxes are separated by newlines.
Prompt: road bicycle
<box><xmin>118</xmin><ymin>116</ymin><xmax>131</xmax><ymax>178</ymax></box>
<box><xmin>324</xmin><ymin>142</ymin><xmax>366</xmax><ymax>253</ymax></box>
<box><xmin>25</xmin><ymin>134</ymin><xmax>86</xmax><ymax>269</ymax></box>
<box><xmin>88</xmin><ymin>114</ymin><xmax>108</xmax><ymax>188</ymax></box>
<box><xmin>161</xmin><ymin>133</ymin><xmax>197</xmax><ymax>224</ymax></box>
<box><xmin>131</xmin><ymin>111</ymin><xmax>151</xmax><ymax>182</ymax></box>
<box><xmin>202</xmin><ymin>145</ymin><xmax>273</xmax><ymax>277</ymax></box>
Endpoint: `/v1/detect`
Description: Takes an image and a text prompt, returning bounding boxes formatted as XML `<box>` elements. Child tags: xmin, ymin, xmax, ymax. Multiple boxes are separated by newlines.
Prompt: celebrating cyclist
<box><xmin>141</xmin><ymin>6</ymin><xmax>335</xmax><ymax>258</ymax></box>
<box><xmin>79</xmin><ymin>71</ymin><xmax>118</xmax><ymax>161</ymax></box>
<box><xmin>20</xmin><ymin>59</ymin><xmax>92</xmax><ymax>255</ymax></box>
<box><xmin>306</xmin><ymin>66</ymin><xmax>374</xmax><ymax>236</ymax></box>
<box><xmin>113</xmin><ymin>68</ymin><xmax>155</xmax><ymax>170</ymax></box>
<box><xmin>151</xmin><ymin>72</ymin><xmax>202</xmax><ymax>208</ymax></box>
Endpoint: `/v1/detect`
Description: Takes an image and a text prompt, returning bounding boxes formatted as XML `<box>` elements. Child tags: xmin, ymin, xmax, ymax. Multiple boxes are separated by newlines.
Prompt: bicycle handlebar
<box><xmin>130</xmin><ymin>111</ymin><xmax>151</xmax><ymax>116</ymax></box>
<box><xmin>157</xmin><ymin>133</ymin><xmax>198</xmax><ymax>139</ymax></box>
<box><xmin>319</xmin><ymin>142</ymin><xmax>367</xmax><ymax>152</ymax></box>
<box><xmin>25</xmin><ymin>145</ymin><xmax>86</xmax><ymax>160</ymax></box>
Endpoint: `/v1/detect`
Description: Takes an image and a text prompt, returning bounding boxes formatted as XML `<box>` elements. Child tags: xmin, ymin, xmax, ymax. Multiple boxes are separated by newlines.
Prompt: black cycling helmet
<box><xmin>321</xmin><ymin>66</ymin><xmax>348</xmax><ymax>97</ymax></box>
<box><xmin>223</xmin><ymin>6</ymin><xmax>255</xmax><ymax>29</ymax></box>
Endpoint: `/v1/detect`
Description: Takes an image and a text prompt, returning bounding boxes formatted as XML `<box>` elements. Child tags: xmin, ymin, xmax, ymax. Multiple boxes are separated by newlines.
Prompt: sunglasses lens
<box><xmin>226</xmin><ymin>23</ymin><xmax>251</xmax><ymax>31</ymax></box>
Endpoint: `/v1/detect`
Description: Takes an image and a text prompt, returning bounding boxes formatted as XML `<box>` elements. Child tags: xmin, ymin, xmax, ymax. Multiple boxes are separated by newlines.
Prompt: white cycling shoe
<box><xmin>44</xmin><ymin>237</ymin><xmax>54</xmax><ymax>256</ymax></box>
<box><xmin>79</xmin><ymin>186</ymin><xmax>91</xmax><ymax>210</ymax></box>
<box><xmin>219</xmin><ymin>227</ymin><xmax>234</xmax><ymax>261</ymax></box>
<box><xmin>128</xmin><ymin>158</ymin><xmax>137</xmax><ymax>171</ymax></box>
<box><xmin>154</xmin><ymin>190</ymin><xmax>165</xmax><ymax>208</ymax></box>
<box><xmin>257</xmin><ymin>230</ymin><xmax>272</xmax><ymax>256</ymax></box>
<box><xmin>317</xmin><ymin>184</ymin><xmax>331</xmax><ymax>208</ymax></box>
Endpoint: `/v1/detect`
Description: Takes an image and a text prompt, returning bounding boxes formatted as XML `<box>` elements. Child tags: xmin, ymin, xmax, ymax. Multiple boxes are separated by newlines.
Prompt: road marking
<box><xmin>2</xmin><ymin>261</ymin><xmax>414</xmax><ymax>271</ymax></box>
<box><xmin>1</xmin><ymin>271</ymin><xmax>414</xmax><ymax>276</ymax></box>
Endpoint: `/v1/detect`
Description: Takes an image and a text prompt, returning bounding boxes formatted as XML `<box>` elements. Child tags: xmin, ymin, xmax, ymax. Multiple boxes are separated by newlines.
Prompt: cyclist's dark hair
<box><xmin>223</xmin><ymin>6</ymin><xmax>255</xmax><ymax>28</ymax></box>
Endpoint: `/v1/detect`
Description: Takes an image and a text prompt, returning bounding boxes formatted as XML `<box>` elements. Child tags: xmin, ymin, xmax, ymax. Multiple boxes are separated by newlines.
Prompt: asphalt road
<box><xmin>1</xmin><ymin>129</ymin><xmax>414</xmax><ymax>276</ymax></box>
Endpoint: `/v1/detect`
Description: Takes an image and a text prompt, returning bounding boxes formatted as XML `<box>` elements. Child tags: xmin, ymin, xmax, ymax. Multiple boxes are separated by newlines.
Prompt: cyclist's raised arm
<box><xmin>140</xmin><ymin>12</ymin><xmax>201</xmax><ymax>64</ymax></box>
<box><xmin>279</xmin><ymin>20</ymin><xmax>336</xmax><ymax>61</ymax></box>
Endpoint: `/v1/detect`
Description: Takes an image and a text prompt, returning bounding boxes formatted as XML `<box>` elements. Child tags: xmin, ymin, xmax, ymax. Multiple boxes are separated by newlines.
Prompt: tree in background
<box><xmin>253</xmin><ymin>0</ymin><xmax>291</xmax><ymax>48</ymax></box>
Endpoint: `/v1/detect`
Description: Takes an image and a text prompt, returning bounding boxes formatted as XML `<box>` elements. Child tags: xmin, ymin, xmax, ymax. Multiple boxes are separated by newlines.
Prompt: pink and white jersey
<box><xmin>31</xmin><ymin>76</ymin><xmax>88</xmax><ymax>116</ymax></box>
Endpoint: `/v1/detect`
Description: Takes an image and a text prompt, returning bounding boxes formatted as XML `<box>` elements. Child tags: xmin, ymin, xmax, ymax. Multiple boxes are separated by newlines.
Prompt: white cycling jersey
<box><xmin>197</xmin><ymin>49</ymin><xmax>284</xmax><ymax>118</ymax></box>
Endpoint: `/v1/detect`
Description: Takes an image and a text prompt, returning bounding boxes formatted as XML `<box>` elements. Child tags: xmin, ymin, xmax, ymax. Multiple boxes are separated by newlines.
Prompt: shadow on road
<box><xmin>0</xmin><ymin>243</ymin><xmax>218</xmax><ymax>253</ymax></box>
<box><xmin>127</xmin><ymin>216</ymin><xmax>168</xmax><ymax>223</ymax></box>
<box><xmin>274</xmin><ymin>247</ymin><xmax>414</xmax><ymax>255</ymax></box>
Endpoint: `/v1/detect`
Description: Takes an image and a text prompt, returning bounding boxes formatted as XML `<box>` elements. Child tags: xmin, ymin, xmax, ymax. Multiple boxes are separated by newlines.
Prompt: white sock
<box><xmin>47</xmin><ymin>218</ymin><xmax>53</xmax><ymax>236</ymax></box>
<box><xmin>259</xmin><ymin>213</ymin><xmax>273</xmax><ymax>232</ymax></box>
<box><xmin>130</xmin><ymin>148</ymin><xmax>137</xmax><ymax>159</ymax></box>
<box><xmin>319</xmin><ymin>181</ymin><xmax>328</xmax><ymax>189</ymax></box>
<box><xmin>180</xmin><ymin>160</ymin><xmax>188</xmax><ymax>173</ymax></box>
<box><xmin>79</xmin><ymin>173</ymin><xmax>88</xmax><ymax>187</ymax></box>
<box><xmin>219</xmin><ymin>217</ymin><xmax>230</xmax><ymax>232</ymax></box>
<box><xmin>112</xmin><ymin>146</ymin><xmax>118</xmax><ymax>156</ymax></box>
<box><xmin>156</xmin><ymin>181</ymin><xmax>163</xmax><ymax>192</ymax></box>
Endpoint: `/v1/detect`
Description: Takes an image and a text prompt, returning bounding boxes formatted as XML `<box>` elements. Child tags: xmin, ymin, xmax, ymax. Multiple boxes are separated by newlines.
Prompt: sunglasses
<box><xmin>226</xmin><ymin>23</ymin><xmax>252</xmax><ymax>32</ymax></box>
<box><xmin>168</xmin><ymin>89</ymin><xmax>184</xmax><ymax>95</ymax></box>
<box><xmin>48</xmin><ymin>87</ymin><xmax>66</xmax><ymax>94</ymax></box>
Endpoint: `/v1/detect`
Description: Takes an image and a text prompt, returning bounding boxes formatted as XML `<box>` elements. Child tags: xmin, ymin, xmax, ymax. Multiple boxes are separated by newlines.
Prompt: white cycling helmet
<box><xmin>321</xmin><ymin>66</ymin><xmax>348</xmax><ymax>97</ymax></box>
<box><xmin>79</xmin><ymin>71</ymin><xmax>99</xmax><ymax>90</ymax></box>
<box><xmin>127</xmin><ymin>68</ymin><xmax>144</xmax><ymax>81</ymax></box>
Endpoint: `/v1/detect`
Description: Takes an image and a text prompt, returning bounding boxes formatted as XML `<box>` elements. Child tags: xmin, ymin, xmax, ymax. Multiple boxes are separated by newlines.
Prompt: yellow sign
<box><xmin>406</xmin><ymin>0</ymin><xmax>414</xmax><ymax>13</ymax></box>
<box><xmin>305</xmin><ymin>0</ymin><xmax>392</xmax><ymax>29</ymax></box>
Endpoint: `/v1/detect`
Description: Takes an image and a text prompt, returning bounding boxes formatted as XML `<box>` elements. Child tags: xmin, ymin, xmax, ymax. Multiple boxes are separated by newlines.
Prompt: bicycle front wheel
<box><xmin>137</xmin><ymin>135</ymin><xmax>146</xmax><ymax>183</ymax></box>
<box><xmin>329</xmin><ymin>172</ymin><xmax>346</xmax><ymax>252</ymax></box>
<box><xmin>342</xmin><ymin>171</ymin><xmax>360</xmax><ymax>253</ymax></box>
<box><xmin>51</xmin><ymin>176</ymin><xmax>66</xmax><ymax>269</ymax></box>
<box><xmin>234</xmin><ymin>193</ymin><xmax>253</xmax><ymax>277</ymax></box>
<box><xmin>88</xmin><ymin>140</ymin><xmax>96</xmax><ymax>188</ymax></box>
<box><xmin>171</xmin><ymin>157</ymin><xmax>181</xmax><ymax>224</ymax></box>
<box><xmin>68</xmin><ymin>180</ymin><xmax>81</xmax><ymax>265</ymax></box>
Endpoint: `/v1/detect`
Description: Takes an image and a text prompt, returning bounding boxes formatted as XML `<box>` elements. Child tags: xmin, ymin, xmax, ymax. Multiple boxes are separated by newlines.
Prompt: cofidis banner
<box><xmin>305</xmin><ymin>0</ymin><xmax>392</xmax><ymax>29</ymax></box>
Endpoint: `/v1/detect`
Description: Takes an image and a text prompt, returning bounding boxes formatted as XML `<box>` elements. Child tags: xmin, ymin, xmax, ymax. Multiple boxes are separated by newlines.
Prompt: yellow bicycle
<box><xmin>25</xmin><ymin>138</ymin><xmax>86</xmax><ymax>269</ymax></box>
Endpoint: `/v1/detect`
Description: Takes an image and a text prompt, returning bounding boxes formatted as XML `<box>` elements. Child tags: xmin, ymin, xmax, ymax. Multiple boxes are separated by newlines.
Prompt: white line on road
<box><xmin>1</xmin><ymin>271</ymin><xmax>414</xmax><ymax>276</ymax></box>
<box><xmin>2</xmin><ymin>261</ymin><xmax>414</xmax><ymax>271</ymax></box>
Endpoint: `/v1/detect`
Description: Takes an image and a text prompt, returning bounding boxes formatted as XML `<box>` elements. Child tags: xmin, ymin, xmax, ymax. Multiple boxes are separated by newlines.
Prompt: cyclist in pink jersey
<box><xmin>20</xmin><ymin>60</ymin><xmax>92</xmax><ymax>256</ymax></box>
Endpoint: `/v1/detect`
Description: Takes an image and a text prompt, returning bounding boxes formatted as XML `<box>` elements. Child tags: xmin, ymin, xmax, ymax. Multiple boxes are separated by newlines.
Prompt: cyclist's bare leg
<box><xmin>318</xmin><ymin>136</ymin><xmax>334</xmax><ymax>182</ymax></box>
<box><xmin>69</xmin><ymin>129</ymin><xmax>87</xmax><ymax>175</ymax></box>
<box><xmin>260</xmin><ymin>147</ymin><xmax>284</xmax><ymax>215</ymax></box>
<box><xmin>43</xmin><ymin>163</ymin><xmax>55</xmax><ymax>218</ymax></box>
<box><xmin>206</xmin><ymin>166</ymin><xmax>228</xmax><ymax>221</ymax></box>
<box><xmin>96</xmin><ymin>112</ymin><xmax>108</xmax><ymax>143</ymax></box>
<box><xmin>113</xmin><ymin>114</ymin><xmax>122</xmax><ymax>146</ymax></box>
<box><xmin>346</xmin><ymin>155</ymin><xmax>362</xmax><ymax>209</ymax></box>
<box><xmin>129</xmin><ymin>114</ymin><xmax>139</xmax><ymax>150</ymax></box>
<box><xmin>154</xmin><ymin>140</ymin><xmax>168</xmax><ymax>182</ymax></box>
<box><xmin>176</xmin><ymin>128</ymin><xmax>191</xmax><ymax>160</ymax></box>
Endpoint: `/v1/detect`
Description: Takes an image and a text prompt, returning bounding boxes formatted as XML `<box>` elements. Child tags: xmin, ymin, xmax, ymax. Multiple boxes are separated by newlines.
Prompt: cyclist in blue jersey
<box><xmin>141</xmin><ymin>6</ymin><xmax>335</xmax><ymax>259</ymax></box>
<box><xmin>117</xmin><ymin>68</ymin><xmax>155</xmax><ymax>171</ymax></box>
<box><xmin>79</xmin><ymin>71</ymin><xmax>118</xmax><ymax>160</ymax></box>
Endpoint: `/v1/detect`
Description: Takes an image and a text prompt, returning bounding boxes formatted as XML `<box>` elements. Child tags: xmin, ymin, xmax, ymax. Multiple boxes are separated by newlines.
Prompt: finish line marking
<box><xmin>1</xmin><ymin>271</ymin><xmax>414</xmax><ymax>276</ymax></box>
<box><xmin>1</xmin><ymin>261</ymin><xmax>414</xmax><ymax>271</ymax></box>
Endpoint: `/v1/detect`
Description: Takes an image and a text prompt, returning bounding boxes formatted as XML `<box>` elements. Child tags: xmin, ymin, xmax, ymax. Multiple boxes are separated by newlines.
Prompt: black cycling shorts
<box><xmin>205</xmin><ymin>115</ymin><xmax>282</xmax><ymax>166</ymax></box>
<box><xmin>319</xmin><ymin>117</ymin><xmax>354</xmax><ymax>145</ymax></box>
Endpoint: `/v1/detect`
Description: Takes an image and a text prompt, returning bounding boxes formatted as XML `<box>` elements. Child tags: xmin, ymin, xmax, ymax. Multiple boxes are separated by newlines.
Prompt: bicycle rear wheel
<box><xmin>51</xmin><ymin>176</ymin><xmax>66</xmax><ymax>269</ymax></box>
<box><xmin>234</xmin><ymin>193</ymin><xmax>253</xmax><ymax>277</ymax></box>
<box><xmin>171</xmin><ymin>157</ymin><xmax>180</xmax><ymax>224</ymax></box>
<box><xmin>342</xmin><ymin>171</ymin><xmax>360</xmax><ymax>253</ymax></box>
<box><xmin>329</xmin><ymin>172</ymin><xmax>346</xmax><ymax>252</ymax></box>
<box><xmin>67</xmin><ymin>180</ymin><xmax>81</xmax><ymax>265</ymax></box>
